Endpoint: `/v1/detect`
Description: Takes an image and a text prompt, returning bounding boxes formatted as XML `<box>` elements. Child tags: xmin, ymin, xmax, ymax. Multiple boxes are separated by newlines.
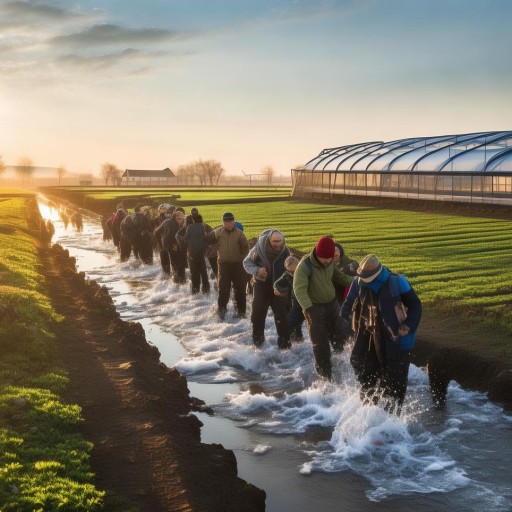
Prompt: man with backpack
<box><xmin>293</xmin><ymin>237</ymin><xmax>353</xmax><ymax>381</ymax></box>
<box><xmin>340</xmin><ymin>254</ymin><xmax>422</xmax><ymax>414</ymax></box>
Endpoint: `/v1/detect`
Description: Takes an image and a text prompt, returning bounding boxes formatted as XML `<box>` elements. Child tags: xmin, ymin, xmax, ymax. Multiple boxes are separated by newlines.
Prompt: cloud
<box><xmin>0</xmin><ymin>0</ymin><xmax>101</xmax><ymax>21</ymax></box>
<box><xmin>50</xmin><ymin>23</ymin><xmax>197</xmax><ymax>47</ymax></box>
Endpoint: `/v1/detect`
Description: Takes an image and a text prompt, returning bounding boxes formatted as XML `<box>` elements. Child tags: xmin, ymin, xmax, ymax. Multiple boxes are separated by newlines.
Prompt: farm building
<box><xmin>122</xmin><ymin>168</ymin><xmax>176</xmax><ymax>186</ymax></box>
<box><xmin>292</xmin><ymin>131</ymin><xmax>512</xmax><ymax>205</ymax></box>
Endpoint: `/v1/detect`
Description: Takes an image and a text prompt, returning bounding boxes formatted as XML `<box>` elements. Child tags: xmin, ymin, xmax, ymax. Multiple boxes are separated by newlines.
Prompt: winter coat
<box><xmin>205</xmin><ymin>226</ymin><xmax>249</xmax><ymax>264</ymax></box>
<box><xmin>293</xmin><ymin>250</ymin><xmax>353</xmax><ymax>311</ymax></box>
<box><xmin>243</xmin><ymin>229</ymin><xmax>289</xmax><ymax>285</ymax></box>
<box><xmin>154</xmin><ymin>217</ymin><xmax>184</xmax><ymax>252</ymax></box>
<box><xmin>341</xmin><ymin>267</ymin><xmax>422</xmax><ymax>350</ymax></box>
<box><xmin>176</xmin><ymin>222</ymin><xmax>208</xmax><ymax>259</ymax></box>
<box><xmin>120</xmin><ymin>212</ymin><xmax>152</xmax><ymax>244</ymax></box>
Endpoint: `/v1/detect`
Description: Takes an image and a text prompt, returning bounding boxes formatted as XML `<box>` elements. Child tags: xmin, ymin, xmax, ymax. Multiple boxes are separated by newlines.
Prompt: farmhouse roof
<box><xmin>122</xmin><ymin>168</ymin><xmax>175</xmax><ymax>178</ymax></box>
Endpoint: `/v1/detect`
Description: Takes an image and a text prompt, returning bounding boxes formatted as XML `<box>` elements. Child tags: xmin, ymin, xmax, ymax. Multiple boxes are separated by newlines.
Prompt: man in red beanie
<box><xmin>293</xmin><ymin>237</ymin><xmax>353</xmax><ymax>380</ymax></box>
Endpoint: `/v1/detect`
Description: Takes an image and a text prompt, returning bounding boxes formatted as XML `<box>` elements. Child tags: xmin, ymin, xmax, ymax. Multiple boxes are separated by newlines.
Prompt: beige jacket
<box><xmin>206</xmin><ymin>226</ymin><xmax>249</xmax><ymax>263</ymax></box>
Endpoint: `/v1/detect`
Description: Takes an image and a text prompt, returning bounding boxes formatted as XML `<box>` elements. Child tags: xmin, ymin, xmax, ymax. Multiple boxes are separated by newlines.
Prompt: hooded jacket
<box><xmin>243</xmin><ymin>229</ymin><xmax>289</xmax><ymax>285</ymax></box>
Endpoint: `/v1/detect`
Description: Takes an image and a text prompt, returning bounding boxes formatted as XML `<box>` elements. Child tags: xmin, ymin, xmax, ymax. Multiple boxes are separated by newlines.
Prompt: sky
<box><xmin>1</xmin><ymin>0</ymin><xmax>511</xmax><ymax>177</ymax></box>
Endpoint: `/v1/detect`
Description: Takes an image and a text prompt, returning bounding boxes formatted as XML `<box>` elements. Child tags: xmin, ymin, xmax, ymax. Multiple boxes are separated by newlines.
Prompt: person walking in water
<box><xmin>293</xmin><ymin>236</ymin><xmax>353</xmax><ymax>381</ymax></box>
<box><xmin>244</xmin><ymin>229</ymin><xmax>291</xmax><ymax>349</ymax></box>
<box><xmin>205</xmin><ymin>212</ymin><xmax>249</xmax><ymax>320</ymax></box>
<box><xmin>340</xmin><ymin>254</ymin><xmax>422</xmax><ymax>414</ymax></box>
<box><xmin>176</xmin><ymin>214</ymin><xmax>211</xmax><ymax>294</ymax></box>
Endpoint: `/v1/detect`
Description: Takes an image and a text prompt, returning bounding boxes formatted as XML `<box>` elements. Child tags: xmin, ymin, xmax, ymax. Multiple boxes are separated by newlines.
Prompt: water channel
<box><xmin>38</xmin><ymin>198</ymin><xmax>512</xmax><ymax>512</ymax></box>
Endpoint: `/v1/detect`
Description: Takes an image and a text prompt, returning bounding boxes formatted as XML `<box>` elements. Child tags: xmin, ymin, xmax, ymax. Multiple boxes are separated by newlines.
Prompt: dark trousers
<box><xmin>218</xmin><ymin>261</ymin><xmax>246</xmax><ymax>316</ymax></box>
<box><xmin>188</xmin><ymin>254</ymin><xmax>210</xmax><ymax>294</ymax></box>
<box><xmin>251</xmin><ymin>282</ymin><xmax>290</xmax><ymax>348</ymax></box>
<box><xmin>304</xmin><ymin>299</ymin><xmax>341</xmax><ymax>380</ymax></box>
<box><xmin>159</xmin><ymin>250</ymin><xmax>170</xmax><ymax>275</ymax></box>
<box><xmin>288</xmin><ymin>297</ymin><xmax>305</xmax><ymax>341</ymax></box>
<box><xmin>208</xmin><ymin>256</ymin><xmax>218</xmax><ymax>278</ymax></box>
<box><xmin>351</xmin><ymin>332</ymin><xmax>411</xmax><ymax>414</ymax></box>
<box><xmin>169</xmin><ymin>247</ymin><xmax>186</xmax><ymax>283</ymax></box>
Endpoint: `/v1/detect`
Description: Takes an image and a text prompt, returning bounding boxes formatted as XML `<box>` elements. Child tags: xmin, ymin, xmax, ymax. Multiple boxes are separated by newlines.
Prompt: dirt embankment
<box><xmin>41</xmin><ymin>243</ymin><xmax>265</xmax><ymax>512</ymax></box>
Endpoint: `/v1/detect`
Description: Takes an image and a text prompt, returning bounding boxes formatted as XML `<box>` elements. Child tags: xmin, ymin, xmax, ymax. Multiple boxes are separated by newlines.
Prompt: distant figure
<box><xmin>119</xmin><ymin>210</ymin><xmax>154</xmax><ymax>264</ymax></box>
<box><xmin>340</xmin><ymin>254</ymin><xmax>422</xmax><ymax>414</ymax></box>
<box><xmin>46</xmin><ymin>219</ymin><xmax>55</xmax><ymax>243</ymax></box>
<box><xmin>71</xmin><ymin>212</ymin><xmax>83</xmax><ymax>232</ymax></box>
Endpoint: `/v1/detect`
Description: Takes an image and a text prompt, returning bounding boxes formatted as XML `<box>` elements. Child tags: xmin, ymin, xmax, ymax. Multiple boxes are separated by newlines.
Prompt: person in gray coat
<box><xmin>243</xmin><ymin>229</ymin><xmax>291</xmax><ymax>349</ymax></box>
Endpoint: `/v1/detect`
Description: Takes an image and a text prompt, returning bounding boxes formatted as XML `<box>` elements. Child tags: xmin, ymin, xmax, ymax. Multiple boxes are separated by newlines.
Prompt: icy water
<box><xmin>39</xmin><ymin>198</ymin><xmax>512</xmax><ymax>512</ymax></box>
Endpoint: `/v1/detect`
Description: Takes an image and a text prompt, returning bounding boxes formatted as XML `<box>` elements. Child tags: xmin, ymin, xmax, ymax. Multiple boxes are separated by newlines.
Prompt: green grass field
<box><xmin>58</xmin><ymin>186</ymin><xmax>291</xmax><ymax>202</ymax></box>
<box><xmin>196</xmin><ymin>200</ymin><xmax>512</xmax><ymax>328</ymax></box>
<box><xmin>0</xmin><ymin>195</ymin><xmax>104</xmax><ymax>510</ymax></box>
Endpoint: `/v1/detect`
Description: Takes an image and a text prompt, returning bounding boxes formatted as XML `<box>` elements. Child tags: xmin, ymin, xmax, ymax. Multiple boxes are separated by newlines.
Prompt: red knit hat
<box><xmin>315</xmin><ymin>237</ymin><xmax>335</xmax><ymax>259</ymax></box>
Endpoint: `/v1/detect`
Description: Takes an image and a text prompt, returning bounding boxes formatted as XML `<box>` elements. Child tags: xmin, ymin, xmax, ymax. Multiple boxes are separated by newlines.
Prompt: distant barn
<box><xmin>122</xmin><ymin>167</ymin><xmax>176</xmax><ymax>186</ymax></box>
<box><xmin>292</xmin><ymin>131</ymin><xmax>512</xmax><ymax>205</ymax></box>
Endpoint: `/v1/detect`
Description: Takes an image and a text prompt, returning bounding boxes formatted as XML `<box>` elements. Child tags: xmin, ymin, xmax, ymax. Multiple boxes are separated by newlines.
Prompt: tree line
<box><xmin>0</xmin><ymin>154</ymin><xmax>277</xmax><ymax>187</ymax></box>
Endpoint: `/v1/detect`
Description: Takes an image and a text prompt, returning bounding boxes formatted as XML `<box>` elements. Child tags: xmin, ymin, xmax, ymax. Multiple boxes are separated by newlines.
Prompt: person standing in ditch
<box><xmin>205</xmin><ymin>212</ymin><xmax>249</xmax><ymax>320</ymax></box>
<box><xmin>339</xmin><ymin>254</ymin><xmax>422</xmax><ymax>415</ymax></box>
<box><xmin>293</xmin><ymin>236</ymin><xmax>353</xmax><ymax>381</ymax></box>
<box><xmin>243</xmin><ymin>229</ymin><xmax>291</xmax><ymax>349</ymax></box>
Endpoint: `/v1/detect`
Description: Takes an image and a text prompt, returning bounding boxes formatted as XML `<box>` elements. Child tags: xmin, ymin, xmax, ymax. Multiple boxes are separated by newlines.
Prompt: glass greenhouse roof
<box><xmin>303</xmin><ymin>131</ymin><xmax>512</xmax><ymax>173</ymax></box>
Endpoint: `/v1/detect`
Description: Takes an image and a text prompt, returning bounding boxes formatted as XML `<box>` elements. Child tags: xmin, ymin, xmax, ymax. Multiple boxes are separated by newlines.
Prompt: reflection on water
<box><xmin>38</xmin><ymin>196</ymin><xmax>512</xmax><ymax>512</ymax></box>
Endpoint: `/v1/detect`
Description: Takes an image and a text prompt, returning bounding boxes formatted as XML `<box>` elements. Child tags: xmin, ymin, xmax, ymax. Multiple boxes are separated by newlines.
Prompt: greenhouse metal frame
<box><xmin>291</xmin><ymin>131</ymin><xmax>512</xmax><ymax>205</ymax></box>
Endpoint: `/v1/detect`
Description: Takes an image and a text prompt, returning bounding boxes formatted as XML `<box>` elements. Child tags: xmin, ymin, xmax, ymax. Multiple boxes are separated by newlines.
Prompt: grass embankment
<box><xmin>54</xmin><ymin>186</ymin><xmax>291</xmax><ymax>202</ymax></box>
<box><xmin>0</xmin><ymin>194</ymin><xmax>104</xmax><ymax>511</ymax></box>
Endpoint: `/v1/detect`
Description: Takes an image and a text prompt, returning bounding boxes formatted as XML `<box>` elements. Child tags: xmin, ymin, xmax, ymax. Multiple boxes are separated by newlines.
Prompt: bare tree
<box><xmin>56</xmin><ymin>165</ymin><xmax>66</xmax><ymax>186</ymax></box>
<box><xmin>100</xmin><ymin>162</ymin><xmax>121</xmax><ymax>186</ymax></box>
<box><xmin>261</xmin><ymin>165</ymin><xmax>274</xmax><ymax>187</ymax></box>
<box><xmin>194</xmin><ymin>159</ymin><xmax>224</xmax><ymax>186</ymax></box>
<box><xmin>16</xmin><ymin>156</ymin><xmax>34</xmax><ymax>186</ymax></box>
<box><xmin>0</xmin><ymin>155</ymin><xmax>5</xmax><ymax>178</ymax></box>
<box><xmin>176</xmin><ymin>163</ymin><xmax>196</xmax><ymax>185</ymax></box>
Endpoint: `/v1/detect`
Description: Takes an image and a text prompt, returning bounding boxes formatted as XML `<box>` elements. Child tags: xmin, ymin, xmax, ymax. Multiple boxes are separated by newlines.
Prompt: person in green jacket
<box><xmin>293</xmin><ymin>237</ymin><xmax>353</xmax><ymax>381</ymax></box>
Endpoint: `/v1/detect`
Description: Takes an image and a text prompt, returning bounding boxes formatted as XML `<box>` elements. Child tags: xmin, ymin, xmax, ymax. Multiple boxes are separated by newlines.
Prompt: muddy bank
<box><xmin>41</xmin><ymin>243</ymin><xmax>265</xmax><ymax>511</ymax></box>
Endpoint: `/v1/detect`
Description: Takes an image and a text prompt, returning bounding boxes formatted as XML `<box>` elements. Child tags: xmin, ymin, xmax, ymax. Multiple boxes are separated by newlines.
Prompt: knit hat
<box><xmin>357</xmin><ymin>254</ymin><xmax>383</xmax><ymax>283</ymax></box>
<box><xmin>222</xmin><ymin>212</ymin><xmax>235</xmax><ymax>222</ymax></box>
<box><xmin>315</xmin><ymin>237</ymin><xmax>335</xmax><ymax>259</ymax></box>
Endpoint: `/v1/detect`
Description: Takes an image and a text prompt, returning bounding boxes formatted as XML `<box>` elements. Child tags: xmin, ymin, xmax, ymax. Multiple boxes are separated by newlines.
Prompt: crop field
<box><xmin>196</xmin><ymin>200</ymin><xmax>512</xmax><ymax>327</ymax></box>
<box><xmin>0</xmin><ymin>195</ymin><xmax>104</xmax><ymax>510</ymax></box>
<box><xmin>59</xmin><ymin>186</ymin><xmax>291</xmax><ymax>202</ymax></box>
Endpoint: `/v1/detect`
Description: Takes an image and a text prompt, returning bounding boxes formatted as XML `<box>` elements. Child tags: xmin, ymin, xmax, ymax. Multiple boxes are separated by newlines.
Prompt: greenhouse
<box><xmin>291</xmin><ymin>131</ymin><xmax>512</xmax><ymax>205</ymax></box>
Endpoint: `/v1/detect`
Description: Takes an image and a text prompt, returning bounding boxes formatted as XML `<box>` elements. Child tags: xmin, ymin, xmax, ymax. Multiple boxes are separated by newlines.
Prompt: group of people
<box><xmin>103</xmin><ymin>202</ymin><xmax>422</xmax><ymax>415</ymax></box>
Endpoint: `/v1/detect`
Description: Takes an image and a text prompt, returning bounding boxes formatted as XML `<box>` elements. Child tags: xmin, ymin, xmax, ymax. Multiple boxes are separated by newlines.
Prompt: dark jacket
<box><xmin>176</xmin><ymin>222</ymin><xmax>209</xmax><ymax>258</ymax></box>
<box><xmin>120</xmin><ymin>212</ymin><xmax>152</xmax><ymax>244</ymax></box>
<box><xmin>341</xmin><ymin>267</ymin><xmax>422</xmax><ymax>350</ymax></box>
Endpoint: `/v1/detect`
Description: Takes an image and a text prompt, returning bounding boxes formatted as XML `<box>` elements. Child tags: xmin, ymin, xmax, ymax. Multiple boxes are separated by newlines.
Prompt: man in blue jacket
<box><xmin>340</xmin><ymin>254</ymin><xmax>422</xmax><ymax>414</ymax></box>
